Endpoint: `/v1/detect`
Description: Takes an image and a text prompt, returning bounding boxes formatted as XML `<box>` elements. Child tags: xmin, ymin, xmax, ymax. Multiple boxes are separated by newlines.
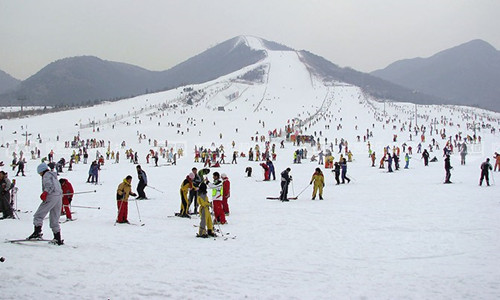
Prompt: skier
<box><xmin>260</xmin><ymin>163</ymin><xmax>270</xmax><ymax>181</ymax></box>
<box><xmin>208</xmin><ymin>172</ymin><xmax>226</xmax><ymax>224</ymax></box>
<box><xmin>266</xmin><ymin>159</ymin><xmax>276</xmax><ymax>180</ymax></box>
<box><xmin>280</xmin><ymin>168</ymin><xmax>292</xmax><ymax>201</ymax></box>
<box><xmin>393</xmin><ymin>153</ymin><xmax>400</xmax><ymax>170</ymax></box>
<box><xmin>422</xmin><ymin>149</ymin><xmax>430</xmax><ymax>166</ymax></box>
<box><xmin>340</xmin><ymin>158</ymin><xmax>351</xmax><ymax>183</ymax></box>
<box><xmin>178</xmin><ymin>174</ymin><xmax>194</xmax><ymax>218</ymax></box>
<box><xmin>404</xmin><ymin>153</ymin><xmax>411</xmax><ymax>169</ymax></box>
<box><xmin>196</xmin><ymin>182</ymin><xmax>216</xmax><ymax>238</ymax></box>
<box><xmin>479</xmin><ymin>158</ymin><xmax>493</xmax><ymax>186</ymax></box>
<box><xmin>191</xmin><ymin>168</ymin><xmax>210</xmax><ymax>213</ymax></box>
<box><xmin>59</xmin><ymin>178</ymin><xmax>74</xmax><ymax>221</ymax></box>
<box><xmin>332</xmin><ymin>162</ymin><xmax>341</xmax><ymax>185</ymax></box>
<box><xmin>188</xmin><ymin>167</ymin><xmax>201</xmax><ymax>214</ymax></box>
<box><xmin>28</xmin><ymin>163</ymin><xmax>63</xmax><ymax>245</ymax></box>
<box><xmin>444</xmin><ymin>155</ymin><xmax>452</xmax><ymax>184</ymax></box>
<box><xmin>387</xmin><ymin>154</ymin><xmax>393</xmax><ymax>172</ymax></box>
<box><xmin>136</xmin><ymin>165</ymin><xmax>148</xmax><ymax>199</ymax></box>
<box><xmin>116</xmin><ymin>175</ymin><xmax>137</xmax><ymax>224</ymax></box>
<box><xmin>0</xmin><ymin>171</ymin><xmax>14</xmax><ymax>219</ymax></box>
<box><xmin>221</xmin><ymin>173</ymin><xmax>230</xmax><ymax>216</ymax></box>
<box><xmin>15</xmin><ymin>159</ymin><xmax>25</xmax><ymax>176</ymax></box>
<box><xmin>460</xmin><ymin>143</ymin><xmax>467</xmax><ymax>165</ymax></box>
<box><xmin>495</xmin><ymin>152</ymin><xmax>500</xmax><ymax>172</ymax></box>
<box><xmin>87</xmin><ymin>161</ymin><xmax>99</xmax><ymax>183</ymax></box>
<box><xmin>245</xmin><ymin>166</ymin><xmax>252</xmax><ymax>177</ymax></box>
<box><xmin>310</xmin><ymin>168</ymin><xmax>325</xmax><ymax>200</ymax></box>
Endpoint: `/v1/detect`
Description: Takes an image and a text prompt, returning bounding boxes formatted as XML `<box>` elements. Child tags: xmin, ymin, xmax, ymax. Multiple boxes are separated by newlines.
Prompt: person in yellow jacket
<box><xmin>177</xmin><ymin>173</ymin><xmax>194</xmax><ymax>218</ymax></box>
<box><xmin>116</xmin><ymin>175</ymin><xmax>137</xmax><ymax>223</ymax></box>
<box><xmin>196</xmin><ymin>182</ymin><xmax>216</xmax><ymax>238</ymax></box>
<box><xmin>310</xmin><ymin>167</ymin><xmax>325</xmax><ymax>200</ymax></box>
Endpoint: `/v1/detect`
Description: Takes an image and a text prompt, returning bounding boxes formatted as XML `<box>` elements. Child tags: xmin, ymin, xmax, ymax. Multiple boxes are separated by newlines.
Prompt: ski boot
<box><xmin>196</xmin><ymin>233</ymin><xmax>209</xmax><ymax>238</ymax></box>
<box><xmin>207</xmin><ymin>230</ymin><xmax>217</xmax><ymax>237</ymax></box>
<box><xmin>49</xmin><ymin>231</ymin><xmax>64</xmax><ymax>245</ymax></box>
<box><xmin>27</xmin><ymin>226</ymin><xmax>43</xmax><ymax>240</ymax></box>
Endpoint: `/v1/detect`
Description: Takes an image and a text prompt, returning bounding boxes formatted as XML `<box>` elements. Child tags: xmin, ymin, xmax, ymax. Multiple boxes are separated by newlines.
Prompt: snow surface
<box><xmin>1</xmin><ymin>43</ymin><xmax>500</xmax><ymax>299</ymax></box>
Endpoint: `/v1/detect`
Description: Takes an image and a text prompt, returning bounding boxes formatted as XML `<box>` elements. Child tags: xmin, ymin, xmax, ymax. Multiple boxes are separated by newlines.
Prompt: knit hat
<box><xmin>37</xmin><ymin>163</ymin><xmax>49</xmax><ymax>174</ymax></box>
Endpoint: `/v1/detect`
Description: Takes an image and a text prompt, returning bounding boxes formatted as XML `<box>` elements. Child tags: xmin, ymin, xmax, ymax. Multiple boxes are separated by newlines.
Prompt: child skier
<box><xmin>59</xmin><ymin>178</ymin><xmax>74</xmax><ymax>221</ymax></box>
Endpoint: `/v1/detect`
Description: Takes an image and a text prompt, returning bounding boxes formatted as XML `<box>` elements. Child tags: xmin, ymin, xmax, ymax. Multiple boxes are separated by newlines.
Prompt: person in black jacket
<box><xmin>444</xmin><ymin>155</ymin><xmax>452</xmax><ymax>184</ymax></box>
<box><xmin>422</xmin><ymin>149</ymin><xmax>430</xmax><ymax>166</ymax></box>
<box><xmin>479</xmin><ymin>158</ymin><xmax>493</xmax><ymax>186</ymax></box>
<box><xmin>332</xmin><ymin>162</ymin><xmax>341</xmax><ymax>185</ymax></box>
<box><xmin>280</xmin><ymin>168</ymin><xmax>292</xmax><ymax>201</ymax></box>
<box><xmin>136</xmin><ymin>165</ymin><xmax>148</xmax><ymax>199</ymax></box>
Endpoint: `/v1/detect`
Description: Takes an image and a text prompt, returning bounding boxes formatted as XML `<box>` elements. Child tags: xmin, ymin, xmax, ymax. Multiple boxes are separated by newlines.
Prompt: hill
<box><xmin>0</xmin><ymin>69</ymin><xmax>20</xmax><ymax>94</ymax></box>
<box><xmin>0</xmin><ymin>36</ymin><xmax>266</xmax><ymax>106</ymax></box>
<box><xmin>371</xmin><ymin>39</ymin><xmax>500</xmax><ymax>112</ymax></box>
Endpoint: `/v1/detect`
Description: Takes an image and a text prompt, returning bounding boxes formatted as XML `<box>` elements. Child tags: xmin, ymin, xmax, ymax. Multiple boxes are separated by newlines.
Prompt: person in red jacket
<box><xmin>260</xmin><ymin>163</ymin><xmax>270</xmax><ymax>181</ymax></box>
<box><xmin>59</xmin><ymin>178</ymin><xmax>74</xmax><ymax>221</ymax></box>
<box><xmin>221</xmin><ymin>173</ymin><xmax>230</xmax><ymax>216</ymax></box>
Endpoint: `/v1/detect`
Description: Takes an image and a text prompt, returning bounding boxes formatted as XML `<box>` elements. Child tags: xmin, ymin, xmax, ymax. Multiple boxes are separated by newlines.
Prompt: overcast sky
<box><xmin>1</xmin><ymin>0</ymin><xmax>499</xmax><ymax>80</ymax></box>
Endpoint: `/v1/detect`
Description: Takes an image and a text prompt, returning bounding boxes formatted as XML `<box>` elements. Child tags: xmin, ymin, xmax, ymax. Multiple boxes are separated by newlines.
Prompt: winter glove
<box><xmin>40</xmin><ymin>191</ymin><xmax>48</xmax><ymax>201</ymax></box>
<box><xmin>309</xmin><ymin>182</ymin><xmax>312</xmax><ymax>185</ymax></box>
<box><xmin>68</xmin><ymin>197</ymin><xmax>73</xmax><ymax>203</ymax></box>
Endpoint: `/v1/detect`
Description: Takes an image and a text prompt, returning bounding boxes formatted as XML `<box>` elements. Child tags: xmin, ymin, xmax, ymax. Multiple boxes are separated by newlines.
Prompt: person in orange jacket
<box><xmin>310</xmin><ymin>167</ymin><xmax>325</xmax><ymax>200</ymax></box>
<box><xmin>59</xmin><ymin>178</ymin><xmax>74</xmax><ymax>221</ymax></box>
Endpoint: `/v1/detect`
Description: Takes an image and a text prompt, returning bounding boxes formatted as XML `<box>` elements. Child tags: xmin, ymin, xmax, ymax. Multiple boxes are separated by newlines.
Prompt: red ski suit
<box><xmin>60</xmin><ymin>179</ymin><xmax>74</xmax><ymax>219</ymax></box>
<box><xmin>222</xmin><ymin>176</ymin><xmax>230</xmax><ymax>215</ymax></box>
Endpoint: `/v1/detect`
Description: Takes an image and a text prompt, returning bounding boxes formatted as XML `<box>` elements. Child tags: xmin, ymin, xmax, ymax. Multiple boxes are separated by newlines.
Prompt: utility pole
<box><xmin>415</xmin><ymin>103</ymin><xmax>418</xmax><ymax>128</ymax></box>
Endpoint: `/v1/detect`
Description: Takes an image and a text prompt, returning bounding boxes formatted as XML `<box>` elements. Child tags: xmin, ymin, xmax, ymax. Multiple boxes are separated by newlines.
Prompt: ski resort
<box><xmin>1</xmin><ymin>34</ymin><xmax>499</xmax><ymax>298</ymax></box>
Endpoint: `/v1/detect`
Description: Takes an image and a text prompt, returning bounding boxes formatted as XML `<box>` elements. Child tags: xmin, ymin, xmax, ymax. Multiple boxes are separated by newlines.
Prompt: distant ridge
<box><xmin>0</xmin><ymin>36</ymin><xmax>266</xmax><ymax>106</ymax></box>
<box><xmin>0</xmin><ymin>69</ymin><xmax>20</xmax><ymax>94</ymax></box>
<box><xmin>371</xmin><ymin>39</ymin><xmax>500</xmax><ymax>112</ymax></box>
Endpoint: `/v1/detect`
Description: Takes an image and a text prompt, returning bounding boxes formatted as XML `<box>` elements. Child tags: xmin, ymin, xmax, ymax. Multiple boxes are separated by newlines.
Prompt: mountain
<box><xmin>371</xmin><ymin>39</ymin><xmax>500</xmax><ymax>112</ymax></box>
<box><xmin>0</xmin><ymin>36</ymin><xmax>266</xmax><ymax>106</ymax></box>
<box><xmin>298</xmin><ymin>51</ymin><xmax>444</xmax><ymax>105</ymax></box>
<box><xmin>0</xmin><ymin>69</ymin><xmax>20</xmax><ymax>94</ymax></box>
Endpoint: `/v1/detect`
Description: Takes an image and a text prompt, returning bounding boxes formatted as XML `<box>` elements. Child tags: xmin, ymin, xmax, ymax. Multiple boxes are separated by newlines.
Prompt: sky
<box><xmin>1</xmin><ymin>0</ymin><xmax>499</xmax><ymax>80</ymax></box>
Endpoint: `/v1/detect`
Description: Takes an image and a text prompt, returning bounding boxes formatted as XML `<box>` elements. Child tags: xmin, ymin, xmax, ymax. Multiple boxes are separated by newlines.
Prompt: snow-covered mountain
<box><xmin>0</xmin><ymin>35</ymin><xmax>499</xmax><ymax>299</ymax></box>
<box><xmin>0</xmin><ymin>35</ymin><xmax>444</xmax><ymax>109</ymax></box>
<box><xmin>371</xmin><ymin>39</ymin><xmax>500</xmax><ymax>112</ymax></box>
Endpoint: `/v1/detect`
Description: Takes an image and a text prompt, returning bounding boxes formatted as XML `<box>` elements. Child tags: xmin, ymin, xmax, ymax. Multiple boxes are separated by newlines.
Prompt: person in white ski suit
<box><xmin>28</xmin><ymin>163</ymin><xmax>63</xmax><ymax>244</ymax></box>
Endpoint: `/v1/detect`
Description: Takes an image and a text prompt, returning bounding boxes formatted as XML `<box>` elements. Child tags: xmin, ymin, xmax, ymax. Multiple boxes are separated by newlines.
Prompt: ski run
<box><xmin>1</xmin><ymin>36</ymin><xmax>500</xmax><ymax>298</ymax></box>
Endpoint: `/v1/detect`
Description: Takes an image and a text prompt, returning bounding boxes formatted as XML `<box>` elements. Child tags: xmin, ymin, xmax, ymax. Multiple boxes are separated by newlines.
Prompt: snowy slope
<box><xmin>1</xmin><ymin>36</ymin><xmax>500</xmax><ymax>299</ymax></box>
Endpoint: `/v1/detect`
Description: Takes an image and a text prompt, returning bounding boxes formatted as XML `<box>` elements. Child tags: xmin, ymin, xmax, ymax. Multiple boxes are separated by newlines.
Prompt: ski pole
<box><xmin>146</xmin><ymin>185</ymin><xmax>164</xmax><ymax>193</ymax></box>
<box><xmin>64</xmin><ymin>190</ymin><xmax>97</xmax><ymax>196</ymax></box>
<box><xmin>295</xmin><ymin>184</ymin><xmax>310</xmax><ymax>198</ymax></box>
<box><xmin>134</xmin><ymin>197</ymin><xmax>142</xmax><ymax>223</ymax></box>
<box><xmin>72</xmin><ymin>205</ymin><xmax>100</xmax><ymax>210</ymax></box>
